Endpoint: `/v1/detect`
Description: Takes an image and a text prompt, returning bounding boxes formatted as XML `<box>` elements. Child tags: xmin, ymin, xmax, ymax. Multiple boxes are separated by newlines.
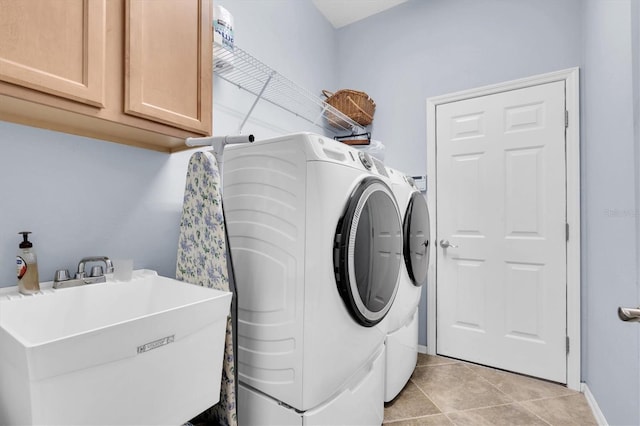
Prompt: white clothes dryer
<box><xmin>383</xmin><ymin>167</ymin><xmax>431</xmax><ymax>402</ymax></box>
<box><xmin>222</xmin><ymin>133</ymin><xmax>403</xmax><ymax>425</ymax></box>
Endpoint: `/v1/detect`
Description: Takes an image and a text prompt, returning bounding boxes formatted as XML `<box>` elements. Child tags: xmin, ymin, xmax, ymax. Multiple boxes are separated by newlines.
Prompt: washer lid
<box><xmin>334</xmin><ymin>177</ymin><xmax>402</xmax><ymax>327</ymax></box>
<box><xmin>403</xmin><ymin>191</ymin><xmax>430</xmax><ymax>286</ymax></box>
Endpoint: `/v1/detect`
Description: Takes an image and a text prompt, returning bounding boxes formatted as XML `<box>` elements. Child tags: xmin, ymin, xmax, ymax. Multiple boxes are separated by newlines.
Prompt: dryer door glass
<box><xmin>334</xmin><ymin>178</ymin><xmax>402</xmax><ymax>326</ymax></box>
<box><xmin>403</xmin><ymin>192</ymin><xmax>430</xmax><ymax>286</ymax></box>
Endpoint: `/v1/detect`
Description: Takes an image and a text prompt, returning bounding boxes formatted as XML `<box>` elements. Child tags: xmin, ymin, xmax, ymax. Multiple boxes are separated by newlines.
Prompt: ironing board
<box><xmin>177</xmin><ymin>151</ymin><xmax>237</xmax><ymax>426</ymax></box>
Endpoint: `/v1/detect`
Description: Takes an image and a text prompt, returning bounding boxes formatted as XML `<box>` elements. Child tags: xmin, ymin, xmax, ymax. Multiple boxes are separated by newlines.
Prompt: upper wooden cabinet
<box><xmin>0</xmin><ymin>0</ymin><xmax>212</xmax><ymax>152</ymax></box>
<box><xmin>0</xmin><ymin>0</ymin><xmax>106</xmax><ymax>107</ymax></box>
<box><xmin>126</xmin><ymin>0</ymin><xmax>212</xmax><ymax>133</ymax></box>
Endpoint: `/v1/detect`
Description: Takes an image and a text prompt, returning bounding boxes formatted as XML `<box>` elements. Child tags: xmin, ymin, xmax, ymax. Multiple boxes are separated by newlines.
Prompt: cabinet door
<box><xmin>125</xmin><ymin>0</ymin><xmax>212</xmax><ymax>134</ymax></box>
<box><xmin>0</xmin><ymin>0</ymin><xmax>106</xmax><ymax>107</ymax></box>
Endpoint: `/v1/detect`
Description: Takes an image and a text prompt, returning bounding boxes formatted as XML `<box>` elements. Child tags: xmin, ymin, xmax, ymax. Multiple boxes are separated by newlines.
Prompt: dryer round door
<box><xmin>334</xmin><ymin>177</ymin><xmax>402</xmax><ymax>327</ymax></box>
<box><xmin>403</xmin><ymin>191</ymin><xmax>430</xmax><ymax>286</ymax></box>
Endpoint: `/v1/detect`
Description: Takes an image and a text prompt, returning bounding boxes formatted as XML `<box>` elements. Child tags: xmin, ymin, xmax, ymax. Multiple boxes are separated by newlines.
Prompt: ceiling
<box><xmin>312</xmin><ymin>0</ymin><xmax>409</xmax><ymax>28</ymax></box>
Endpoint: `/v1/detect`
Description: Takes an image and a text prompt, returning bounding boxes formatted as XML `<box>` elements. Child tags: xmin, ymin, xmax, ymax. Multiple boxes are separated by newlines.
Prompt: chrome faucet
<box><xmin>76</xmin><ymin>256</ymin><xmax>114</xmax><ymax>278</ymax></box>
<box><xmin>53</xmin><ymin>256</ymin><xmax>114</xmax><ymax>289</ymax></box>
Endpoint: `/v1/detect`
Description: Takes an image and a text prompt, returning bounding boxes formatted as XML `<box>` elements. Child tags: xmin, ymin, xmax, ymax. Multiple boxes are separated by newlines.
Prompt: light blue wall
<box><xmin>581</xmin><ymin>1</ymin><xmax>639</xmax><ymax>424</ymax></box>
<box><xmin>0</xmin><ymin>123</ymin><xmax>191</xmax><ymax>286</ymax></box>
<box><xmin>335</xmin><ymin>0</ymin><xmax>583</xmax><ymax>176</ymax></box>
<box><xmin>0</xmin><ymin>0</ymin><xmax>335</xmax><ymax>288</ymax></box>
<box><xmin>635</xmin><ymin>4</ymin><xmax>640</xmax><ymax>423</ymax></box>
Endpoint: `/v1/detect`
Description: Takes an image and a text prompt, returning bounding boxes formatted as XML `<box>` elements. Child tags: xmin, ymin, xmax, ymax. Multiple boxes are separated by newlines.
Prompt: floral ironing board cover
<box><xmin>177</xmin><ymin>151</ymin><xmax>237</xmax><ymax>426</ymax></box>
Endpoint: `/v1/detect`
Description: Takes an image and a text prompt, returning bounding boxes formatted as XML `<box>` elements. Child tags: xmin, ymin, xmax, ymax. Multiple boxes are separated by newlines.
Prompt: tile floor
<box><xmin>384</xmin><ymin>354</ymin><xmax>597</xmax><ymax>425</ymax></box>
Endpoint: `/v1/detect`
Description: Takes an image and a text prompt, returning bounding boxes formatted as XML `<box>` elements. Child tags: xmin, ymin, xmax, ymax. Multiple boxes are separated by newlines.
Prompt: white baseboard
<box><xmin>418</xmin><ymin>344</ymin><xmax>428</xmax><ymax>354</ymax></box>
<box><xmin>581</xmin><ymin>382</ymin><xmax>608</xmax><ymax>426</ymax></box>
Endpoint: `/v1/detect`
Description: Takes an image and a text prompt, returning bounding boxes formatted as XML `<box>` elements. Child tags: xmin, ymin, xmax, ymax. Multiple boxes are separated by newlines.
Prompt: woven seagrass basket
<box><xmin>322</xmin><ymin>89</ymin><xmax>376</xmax><ymax>127</ymax></box>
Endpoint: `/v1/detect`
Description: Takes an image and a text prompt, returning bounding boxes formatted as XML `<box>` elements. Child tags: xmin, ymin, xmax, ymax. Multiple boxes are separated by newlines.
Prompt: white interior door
<box><xmin>435</xmin><ymin>81</ymin><xmax>567</xmax><ymax>383</ymax></box>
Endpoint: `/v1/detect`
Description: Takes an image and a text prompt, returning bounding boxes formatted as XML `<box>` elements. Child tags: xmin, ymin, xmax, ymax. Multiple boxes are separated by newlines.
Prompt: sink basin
<box><xmin>0</xmin><ymin>270</ymin><xmax>232</xmax><ymax>425</ymax></box>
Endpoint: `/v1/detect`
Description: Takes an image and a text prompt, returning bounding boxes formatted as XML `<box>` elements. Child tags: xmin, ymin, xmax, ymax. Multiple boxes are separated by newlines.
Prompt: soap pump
<box><xmin>17</xmin><ymin>231</ymin><xmax>40</xmax><ymax>294</ymax></box>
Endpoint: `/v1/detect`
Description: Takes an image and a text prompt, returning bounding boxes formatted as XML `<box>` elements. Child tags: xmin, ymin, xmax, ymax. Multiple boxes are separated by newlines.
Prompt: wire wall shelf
<box><xmin>213</xmin><ymin>44</ymin><xmax>365</xmax><ymax>135</ymax></box>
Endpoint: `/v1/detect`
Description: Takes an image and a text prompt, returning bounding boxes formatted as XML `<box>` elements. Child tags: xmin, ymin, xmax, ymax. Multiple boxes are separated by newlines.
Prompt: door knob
<box><xmin>439</xmin><ymin>239</ymin><xmax>458</xmax><ymax>249</ymax></box>
<box><xmin>618</xmin><ymin>306</ymin><xmax>640</xmax><ymax>322</ymax></box>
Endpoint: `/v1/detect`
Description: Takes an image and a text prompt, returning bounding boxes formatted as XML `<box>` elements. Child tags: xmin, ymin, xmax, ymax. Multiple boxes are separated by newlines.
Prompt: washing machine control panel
<box><xmin>358</xmin><ymin>152</ymin><xmax>374</xmax><ymax>170</ymax></box>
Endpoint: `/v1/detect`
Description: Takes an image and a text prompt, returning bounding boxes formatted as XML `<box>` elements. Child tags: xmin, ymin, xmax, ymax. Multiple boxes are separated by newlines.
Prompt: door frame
<box><xmin>426</xmin><ymin>68</ymin><xmax>581</xmax><ymax>390</ymax></box>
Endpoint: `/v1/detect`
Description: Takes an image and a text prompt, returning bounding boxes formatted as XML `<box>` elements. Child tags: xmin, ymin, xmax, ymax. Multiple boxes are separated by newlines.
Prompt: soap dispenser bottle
<box><xmin>17</xmin><ymin>231</ymin><xmax>40</xmax><ymax>294</ymax></box>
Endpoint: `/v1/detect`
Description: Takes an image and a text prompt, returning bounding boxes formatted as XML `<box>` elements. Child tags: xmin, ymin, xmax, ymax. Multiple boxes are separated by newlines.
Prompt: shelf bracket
<box><xmin>237</xmin><ymin>71</ymin><xmax>275</xmax><ymax>134</ymax></box>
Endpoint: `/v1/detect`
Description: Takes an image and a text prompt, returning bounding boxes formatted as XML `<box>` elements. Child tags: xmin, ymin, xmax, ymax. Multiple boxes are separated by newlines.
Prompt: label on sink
<box><xmin>137</xmin><ymin>335</ymin><xmax>175</xmax><ymax>354</ymax></box>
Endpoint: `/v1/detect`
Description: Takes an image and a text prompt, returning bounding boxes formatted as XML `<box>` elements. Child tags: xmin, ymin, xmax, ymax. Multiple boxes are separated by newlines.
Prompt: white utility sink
<box><xmin>0</xmin><ymin>270</ymin><xmax>232</xmax><ymax>426</ymax></box>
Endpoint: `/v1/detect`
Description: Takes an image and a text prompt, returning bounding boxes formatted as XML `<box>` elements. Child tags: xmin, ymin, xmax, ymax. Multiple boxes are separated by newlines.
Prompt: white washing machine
<box><xmin>383</xmin><ymin>167</ymin><xmax>431</xmax><ymax>402</ymax></box>
<box><xmin>222</xmin><ymin>133</ymin><xmax>403</xmax><ymax>425</ymax></box>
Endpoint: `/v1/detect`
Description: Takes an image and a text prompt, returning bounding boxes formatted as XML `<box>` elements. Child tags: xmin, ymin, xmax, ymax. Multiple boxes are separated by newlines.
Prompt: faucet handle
<box><xmin>104</xmin><ymin>259</ymin><xmax>114</xmax><ymax>274</ymax></box>
<box><xmin>90</xmin><ymin>265</ymin><xmax>104</xmax><ymax>278</ymax></box>
<box><xmin>54</xmin><ymin>269</ymin><xmax>71</xmax><ymax>282</ymax></box>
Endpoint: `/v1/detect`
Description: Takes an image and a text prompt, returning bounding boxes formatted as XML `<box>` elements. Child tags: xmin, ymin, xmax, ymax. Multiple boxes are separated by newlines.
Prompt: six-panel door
<box><xmin>436</xmin><ymin>81</ymin><xmax>567</xmax><ymax>383</ymax></box>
